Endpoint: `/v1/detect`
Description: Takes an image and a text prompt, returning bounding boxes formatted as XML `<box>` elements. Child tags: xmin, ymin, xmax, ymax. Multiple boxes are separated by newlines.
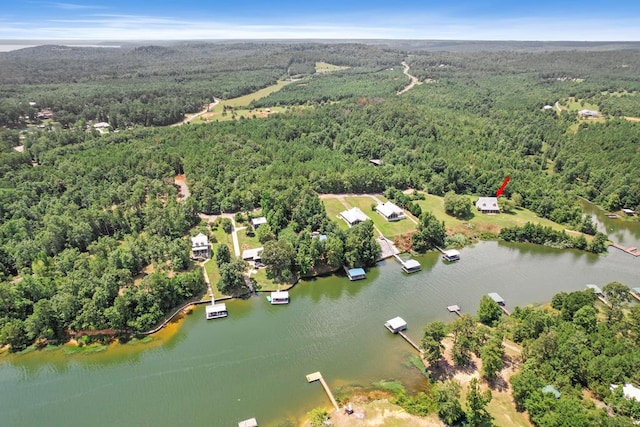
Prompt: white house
<box><xmin>578</xmin><ymin>109</ymin><xmax>599</xmax><ymax>118</ymax></box>
<box><xmin>339</xmin><ymin>207</ymin><xmax>369</xmax><ymax>227</ymax></box>
<box><xmin>475</xmin><ymin>197</ymin><xmax>500</xmax><ymax>214</ymax></box>
<box><xmin>190</xmin><ymin>233</ymin><xmax>211</xmax><ymax>259</ymax></box>
<box><xmin>375</xmin><ymin>202</ymin><xmax>406</xmax><ymax>221</ymax></box>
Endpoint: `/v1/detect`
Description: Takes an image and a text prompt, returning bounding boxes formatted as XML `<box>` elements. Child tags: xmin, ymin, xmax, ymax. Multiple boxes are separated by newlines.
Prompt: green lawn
<box><xmin>558</xmin><ymin>97</ymin><xmax>600</xmax><ymax>113</ymax></box>
<box><xmin>322</xmin><ymin>197</ymin><xmax>350</xmax><ymax>230</ymax></box>
<box><xmin>203</xmin><ymin>259</ymin><xmax>230</xmax><ymax>300</ymax></box>
<box><xmin>237</xmin><ymin>227</ymin><xmax>262</xmax><ymax>252</ymax></box>
<box><xmin>250</xmin><ymin>268</ymin><xmax>294</xmax><ymax>292</ymax></box>
<box><xmin>344</xmin><ymin>196</ymin><xmax>417</xmax><ymax>237</ymax></box>
<box><xmin>414</xmin><ymin>193</ymin><xmax>566</xmax><ymax>236</ymax></box>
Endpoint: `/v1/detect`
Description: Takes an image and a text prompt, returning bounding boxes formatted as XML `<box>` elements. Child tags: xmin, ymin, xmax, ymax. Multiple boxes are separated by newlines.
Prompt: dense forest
<box><xmin>1</xmin><ymin>41</ymin><xmax>639</xmax><ymax>350</ymax></box>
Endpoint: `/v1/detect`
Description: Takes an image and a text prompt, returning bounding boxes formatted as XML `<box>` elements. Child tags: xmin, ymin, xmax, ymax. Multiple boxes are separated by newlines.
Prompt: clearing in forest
<box><xmin>315</xmin><ymin>61</ymin><xmax>350</xmax><ymax>73</ymax></box>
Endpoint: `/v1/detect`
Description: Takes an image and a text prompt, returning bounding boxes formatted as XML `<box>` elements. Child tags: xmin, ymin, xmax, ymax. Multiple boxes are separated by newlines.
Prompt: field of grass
<box><xmin>558</xmin><ymin>97</ymin><xmax>600</xmax><ymax>112</ymax></box>
<box><xmin>237</xmin><ymin>227</ymin><xmax>262</xmax><ymax>252</ymax></box>
<box><xmin>344</xmin><ymin>196</ymin><xmax>417</xmax><ymax>237</ymax></box>
<box><xmin>315</xmin><ymin>62</ymin><xmax>350</xmax><ymax>73</ymax></box>
<box><xmin>322</xmin><ymin>197</ymin><xmax>350</xmax><ymax>230</ymax></box>
<box><xmin>251</xmin><ymin>268</ymin><xmax>294</xmax><ymax>292</ymax></box>
<box><xmin>414</xmin><ymin>193</ymin><xmax>566</xmax><ymax>237</ymax></box>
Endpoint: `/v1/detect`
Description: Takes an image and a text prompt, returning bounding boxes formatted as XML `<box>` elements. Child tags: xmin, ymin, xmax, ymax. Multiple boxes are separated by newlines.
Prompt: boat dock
<box><xmin>610</xmin><ymin>243</ymin><xmax>640</xmax><ymax>257</ymax></box>
<box><xmin>447</xmin><ymin>305</ymin><xmax>462</xmax><ymax>316</ymax></box>
<box><xmin>398</xmin><ymin>331</ymin><xmax>424</xmax><ymax>354</ymax></box>
<box><xmin>306</xmin><ymin>372</ymin><xmax>340</xmax><ymax>411</ymax></box>
<box><xmin>488</xmin><ymin>293</ymin><xmax>510</xmax><ymax>315</ymax></box>
<box><xmin>392</xmin><ymin>254</ymin><xmax>421</xmax><ymax>273</ymax></box>
<box><xmin>586</xmin><ymin>284</ymin><xmax>612</xmax><ymax>308</ymax></box>
<box><xmin>630</xmin><ymin>288</ymin><xmax>640</xmax><ymax>302</ymax></box>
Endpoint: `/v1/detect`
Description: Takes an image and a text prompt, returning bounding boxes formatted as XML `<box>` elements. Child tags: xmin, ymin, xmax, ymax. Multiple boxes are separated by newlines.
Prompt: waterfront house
<box><xmin>242</xmin><ymin>247</ymin><xmax>263</xmax><ymax>262</ymax></box>
<box><xmin>442</xmin><ymin>249</ymin><xmax>460</xmax><ymax>262</ymax></box>
<box><xmin>375</xmin><ymin>201</ymin><xmax>406</xmax><ymax>221</ymax></box>
<box><xmin>475</xmin><ymin>197</ymin><xmax>500</xmax><ymax>214</ymax></box>
<box><xmin>190</xmin><ymin>233</ymin><xmax>211</xmax><ymax>259</ymax></box>
<box><xmin>340</xmin><ymin>207</ymin><xmax>369</xmax><ymax>227</ymax></box>
<box><xmin>385</xmin><ymin>316</ymin><xmax>407</xmax><ymax>334</ymax></box>
<box><xmin>251</xmin><ymin>216</ymin><xmax>268</xmax><ymax>229</ymax></box>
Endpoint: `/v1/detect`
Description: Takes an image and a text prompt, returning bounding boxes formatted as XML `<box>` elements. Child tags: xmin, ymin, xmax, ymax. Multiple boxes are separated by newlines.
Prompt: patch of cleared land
<box><xmin>315</xmin><ymin>61</ymin><xmax>350</xmax><ymax>74</ymax></box>
<box><xmin>321</xmin><ymin>398</ymin><xmax>444</xmax><ymax>427</ymax></box>
<box><xmin>193</xmin><ymin>80</ymin><xmax>293</xmax><ymax>122</ymax></box>
<box><xmin>414</xmin><ymin>193</ymin><xmax>566</xmax><ymax>237</ymax></box>
<box><xmin>343</xmin><ymin>196</ymin><xmax>416</xmax><ymax>237</ymax></box>
<box><xmin>556</xmin><ymin>97</ymin><xmax>600</xmax><ymax>114</ymax></box>
<box><xmin>237</xmin><ymin>227</ymin><xmax>262</xmax><ymax>252</ymax></box>
<box><xmin>322</xmin><ymin>197</ymin><xmax>351</xmax><ymax>230</ymax></box>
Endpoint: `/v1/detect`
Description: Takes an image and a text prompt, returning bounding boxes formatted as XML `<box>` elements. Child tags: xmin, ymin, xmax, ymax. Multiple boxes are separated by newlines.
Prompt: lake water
<box><xmin>1</xmin><ymin>206</ymin><xmax>638</xmax><ymax>426</ymax></box>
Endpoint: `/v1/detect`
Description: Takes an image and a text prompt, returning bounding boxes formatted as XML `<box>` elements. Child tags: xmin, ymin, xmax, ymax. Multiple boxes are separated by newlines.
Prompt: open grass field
<box><xmin>344</xmin><ymin>196</ymin><xmax>417</xmax><ymax>237</ymax></box>
<box><xmin>315</xmin><ymin>61</ymin><xmax>350</xmax><ymax>74</ymax></box>
<box><xmin>237</xmin><ymin>227</ymin><xmax>262</xmax><ymax>252</ymax></box>
<box><xmin>414</xmin><ymin>193</ymin><xmax>566</xmax><ymax>237</ymax></box>
<box><xmin>322</xmin><ymin>197</ymin><xmax>351</xmax><ymax>230</ymax></box>
<box><xmin>251</xmin><ymin>268</ymin><xmax>295</xmax><ymax>292</ymax></box>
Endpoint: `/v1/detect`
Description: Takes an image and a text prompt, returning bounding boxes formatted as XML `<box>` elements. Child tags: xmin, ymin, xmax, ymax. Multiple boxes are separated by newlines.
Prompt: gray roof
<box><xmin>476</xmin><ymin>197</ymin><xmax>500</xmax><ymax>211</ymax></box>
<box><xmin>586</xmin><ymin>284</ymin><xmax>603</xmax><ymax>294</ymax></box>
<box><xmin>386</xmin><ymin>316</ymin><xmax>407</xmax><ymax>330</ymax></box>
<box><xmin>251</xmin><ymin>217</ymin><xmax>268</xmax><ymax>226</ymax></box>
<box><xmin>488</xmin><ymin>292</ymin><xmax>504</xmax><ymax>303</ymax></box>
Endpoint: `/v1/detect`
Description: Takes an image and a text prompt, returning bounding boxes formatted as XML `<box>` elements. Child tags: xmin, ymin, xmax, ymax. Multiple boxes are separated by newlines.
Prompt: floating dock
<box><xmin>447</xmin><ymin>305</ymin><xmax>461</xmax><ymax>316</ymax></box>
<box><xmin>630</xmin><ymin>288</ymin><xmax>640</xmax><ymax>302</ymax></box>
<box><xmin>306</xmin><ymin>372</ymin><xmax>340</xmax><ymax>411</ymax></box>
<box><xmin>238</xmin><ymin>418</ymin><xmax>258</xmax><ymax>427</ymax></box>
<box><xmin>488</xmin><ymin>292</ymin><xmax>510</xmax><ymax>315</ymax></box>
<box><xmin>610</xmin><ymin>243</ymin><xmax>640</xmax><ymax>257</ymax></box>
<box><xmin>344</xmin><ymin>266</ymin><xmax>366</xmax><ymax>281</ymax></box>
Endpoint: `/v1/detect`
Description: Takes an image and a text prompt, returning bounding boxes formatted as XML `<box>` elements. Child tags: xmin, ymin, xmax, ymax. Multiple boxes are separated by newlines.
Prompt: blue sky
<box><xmin>1</xmin><ymin>1</ymin><xmax>640</xmax><ymax>41</ymax></box>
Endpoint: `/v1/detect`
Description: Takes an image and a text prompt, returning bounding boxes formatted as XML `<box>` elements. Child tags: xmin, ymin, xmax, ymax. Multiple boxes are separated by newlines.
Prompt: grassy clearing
<box><xmin>237</xmin><ymin>227</ymin><xmax>262</xmax><ymax>252</ymax></box>
<box><xmin>414</xmin><ymin>193</ymin><xmax>566</xmax><ymax>237</ymax></box>
<box><xmin>322</xmin><ymin>197</ymin><xmax>350</xmax><ymax>230</ymax></box>
<box><xmin>343</xmin><ymin>196</ymin><xmax>417</xmax><ymax>237</ymax></box>
<box><xmin>251</xmin><ymin>268</ymin><xmax>294</xmax><ymax>292</ymax></box>
<box><xmin>315</xmin><ymin>62</ymin><xmax>351</xmax><ymax>74</ymax></box>
<box><xmin>64</xmin><ymin>343</ymin><xmax>108</xmax><ymax>355</ymax></box>
<box><xmin>486</xmin><ymin>391</ymin><xmax>531</xmax><ymax>427</ymax></box>
<box><xmin>558</xmin><ymin>97</ymin><xmax>599</xmax><ymax>112</ymax></box>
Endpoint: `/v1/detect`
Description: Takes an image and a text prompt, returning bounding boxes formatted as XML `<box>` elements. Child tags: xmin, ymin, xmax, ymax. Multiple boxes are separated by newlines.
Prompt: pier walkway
<box><xmin>398</xmin><ymin>331</ymin><xmax>424</xmax><ymax>354</ymax></box>
<box><xmin>306</xmin><ymin>372</ymin><xmax>340</xmax><ymax>411</ymax></box>
<box><xmin>610</xmin><ymin>243</ymin><xmax>640</xmax><ymax>257</ymax></box>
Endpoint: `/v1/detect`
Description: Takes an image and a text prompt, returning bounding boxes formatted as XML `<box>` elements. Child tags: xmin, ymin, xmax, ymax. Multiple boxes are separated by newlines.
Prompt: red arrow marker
<box><xmin>496</xmin><ymin>176</ymin><xmax>510</xmax><ymax>197</ymax></box>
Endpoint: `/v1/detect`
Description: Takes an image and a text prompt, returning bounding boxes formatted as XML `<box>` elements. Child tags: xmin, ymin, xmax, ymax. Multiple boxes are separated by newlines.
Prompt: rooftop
<box><xmin>476</xmin><ymin>197</ymin><xmax>500</xmax><ymax>210</ymax></box>
<box><xmin>585</xmin><ymin>284</ymin><xmax>603</xmax><ymax>294</ymax></box>
<box><xmin>542</xmin><ymin>385</ymin><xmax>561</xmax><ymax>398</ymax></box>
<box><xmin>488</xmin><ymin>292</ymin><xmax>504</xmax><ymax>304</ymax></box>
<box><xmin>403</xmin><ymin>259</ymin><xmax>421</xmax><ymax>269</ymax></box>
<box><xmin>251</xmin><ymin>216</ymin><xmax>268</xmax><ymax>226</ymax></box>
<box><xmin>191</xmin><ymin>232</ymin><xmax>209</xmax><ymax>248</ymax></box>
<box><xmin>242</xmin><ymin>247</ymin><xmax>264</xmax><ymax>260</ymax></box>
<box><xmin>375</xmin><ymin>201</ymin><xmax>405</xmax><ymax>218</ymax></box>
<box><xmin>340</xmin><ymin>207</ymin><xmax>369</xmax><ymax>225</ymax></box>
<box><xmin>206</xmin><ymin>303</ymin><xmax>227</xmax><ymax>314</ymax></box>
<box><xmin>386</xmin><ymin>316</ymin><xmax>407</xmax><ymax>330</ymax></box>
<box><xmin>348</xmin><ymin>267</ymin><xmax>366</xmax><ymax>277</ymax></box>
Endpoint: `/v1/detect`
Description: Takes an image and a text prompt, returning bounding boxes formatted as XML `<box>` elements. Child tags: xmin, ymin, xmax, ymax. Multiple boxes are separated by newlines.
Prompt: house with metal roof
<box><xmin>242</xmin><ymin>247</ymin><xmax>264</xmax><ymax>261</ymax></box>
<box><xmin>475</xmin><ymin>197</ymin><xmax>500</xmax><ymax>214</ymax></box>
<box><xmin>340</xmin><ymin>207</ymin><xmax>369</xmax><ymax>227</ymax></box>
<box><xmin>488</xmin><ymin>292</ymin><xmax>505</xmax><ymax>305</ymax></box>
<box><xmin>385</xmin><ymin>316</ymin><xmax>407</xmax><ymax>333</ymax></box>
<box><xmin>375</xmin><ymin>202</ymin><xmax>406</xmax><ymax>222</ymax></box>
<box><xmin>346</xmin><ymin>267</ymin><xmax>366</xmax><ymax>281</ymax></box>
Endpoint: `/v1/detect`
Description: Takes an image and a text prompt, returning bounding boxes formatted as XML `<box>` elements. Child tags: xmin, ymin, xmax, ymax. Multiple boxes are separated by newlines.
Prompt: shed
<box><xmin>339</xmin><ymin>207</ymin><xmax>369</xmax><ymax>227</ymax></box>
<box><xmin>375</xmin><ymin>202</ymin><xmax>406</xmax><ymax>221</ymax></box>
<box><xmin>251</xmin><ymin>216</ymin><xmax>268</xmax><ymax>229</ymax></box>
<box><xmin>238</xmin><ymin>418</ymin><xmax>258</xmax><ymax>427</ymax></box>
<box><xmin>542</xmin><ymin>385</ymin><xmax>561</xmax><ymax>398</ymax></box>
<box><xmin>443</xmin><ymin>249</ymin><xmax>460</xmax><ymax>261</ymax></box>
<box><xmin>385</xmin><ymin>316</ymin><xmax>407</xmax><ymax>333</ymax></box>
<box><xmin>585</xmin><ymin>284</ymin><xmax>603</xmax><ymax>295</ymax></box>
<box><xmin>488</xmin><ymin>293</ymin><xmax>505</xmax><ymax>305</ymax></box>
<box><xmin>346</xmin><ymin>267</ymin><xmax>366</xmax><ymax>281</ymax></box>
<box><xmin>475</xmin><ymin>197</ymin><xmax>500</xmax><ymax>214</ymax></box>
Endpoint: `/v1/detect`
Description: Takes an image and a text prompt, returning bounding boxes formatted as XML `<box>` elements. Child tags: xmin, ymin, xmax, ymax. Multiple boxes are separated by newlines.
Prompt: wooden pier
<box><xmin>630</xmin><ymin>288</ymin><xmax>640</xmax><ymax>302</ymax></box>
<box><xmin>610</xmin><ymin>242</ymin><xmax>640</xmax><ymax>257</ymax></box>
<box><xmin>306</xmin><ymin>372</ymin><xmax>340</xmax><ymax>411</ymax></box>
<box><xmin>398</xmin><ymin>331</ymin><xmax>424</xmax><ymax>354</ymax></box>
<box><xmin>447</xmin><ymin>305</ymin><xmax>462</xmax><ymax>316</ymax></box>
